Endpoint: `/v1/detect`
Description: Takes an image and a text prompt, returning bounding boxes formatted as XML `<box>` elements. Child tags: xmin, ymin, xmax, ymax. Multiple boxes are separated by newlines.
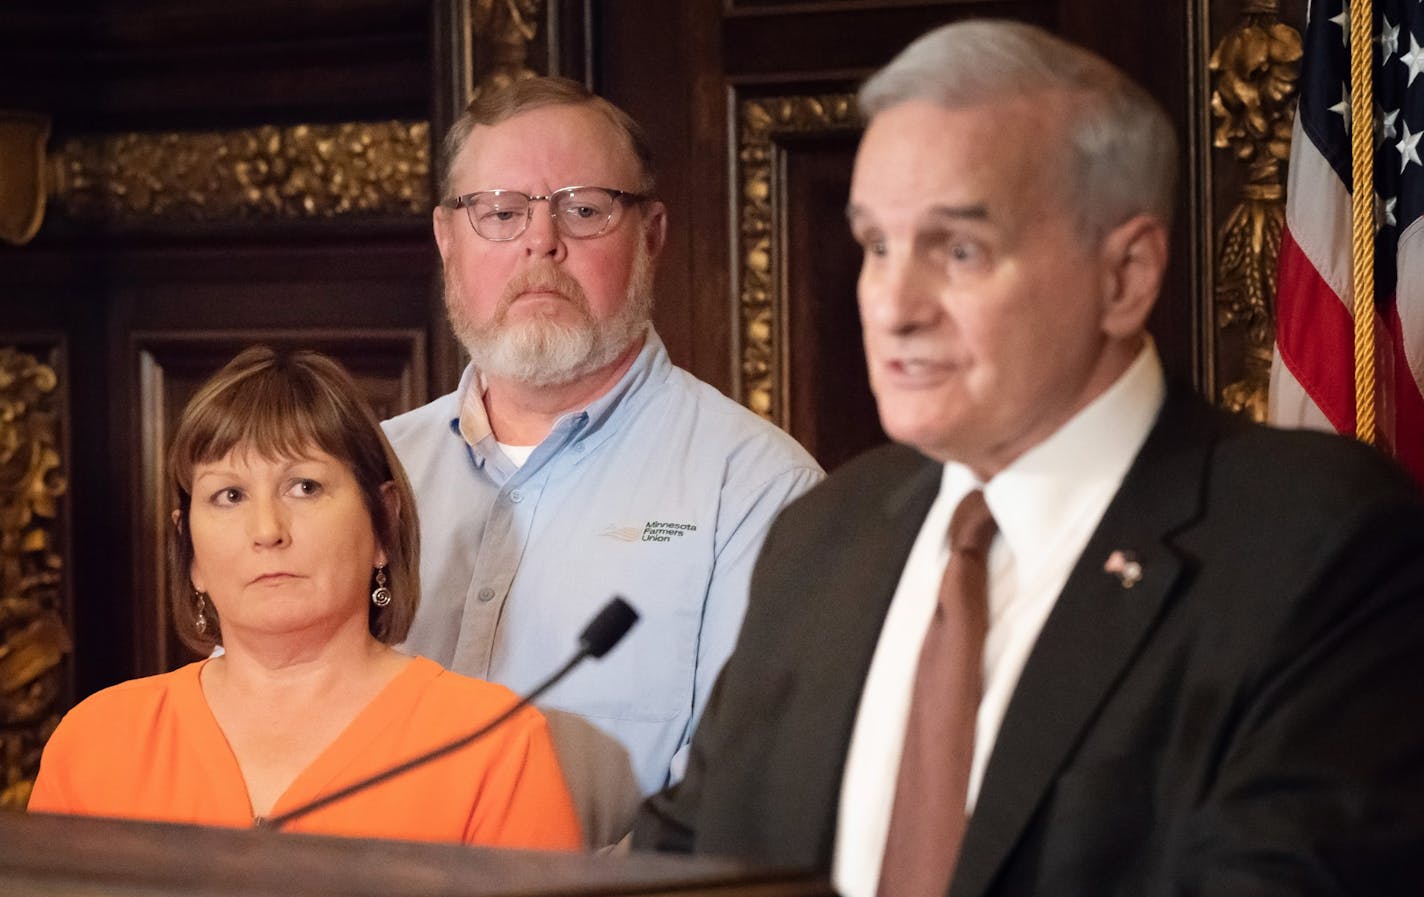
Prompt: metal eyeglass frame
<box><xmin>438</xmin><ymin>185</ymin><xmax>649</xmax><ymax>241</ymax></box>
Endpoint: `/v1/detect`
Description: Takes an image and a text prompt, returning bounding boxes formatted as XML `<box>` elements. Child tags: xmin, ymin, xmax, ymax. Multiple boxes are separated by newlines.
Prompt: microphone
<box><xmin>579</xmin><ymin>595</ymin><xmax>638</xmax><ymax>658</ymax></box>
<box><xmin>256</xmin><ymin>596</ymin><xmax>639</xmax><ymax>831</ymax></box>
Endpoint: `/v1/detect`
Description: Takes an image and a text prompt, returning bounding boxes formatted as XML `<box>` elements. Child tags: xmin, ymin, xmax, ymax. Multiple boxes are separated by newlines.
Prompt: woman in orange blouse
<box><xmin>28</xmin><ymin>346</ymin><xmax>580</xmax><ymax>849</ymax></box>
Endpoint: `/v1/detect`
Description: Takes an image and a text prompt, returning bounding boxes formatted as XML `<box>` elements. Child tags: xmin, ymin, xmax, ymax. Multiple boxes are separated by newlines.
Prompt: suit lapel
<box><xmin>949</xmin><ymin>392</ymin><xmax>1216</xmax><ymax>897</ymax></box>
<box><xmin>844</xmin><ymin>448</ymin><xmax>946</xmax><ymax>654</ymax></box>
<box><xmin>807</xmin><ymin>449</ymin><xmax>943</xmax><ymax>861</ymax></box>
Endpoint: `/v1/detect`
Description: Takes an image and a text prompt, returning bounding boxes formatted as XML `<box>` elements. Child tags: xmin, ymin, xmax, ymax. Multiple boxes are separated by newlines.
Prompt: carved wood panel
<box><xmin>0</xmin><ymin>339</ymin><xmax>70</xmax><ymax>809</ymax></box>
<box><xmin>733</xmin><ymin>94</ymin><xmax>885</xmax><ymax>469</ymax></box>
<box><xmin>1205</xmin><ymin>0</ymin><xmax>1306</xmax><ymax>419</ymax></box>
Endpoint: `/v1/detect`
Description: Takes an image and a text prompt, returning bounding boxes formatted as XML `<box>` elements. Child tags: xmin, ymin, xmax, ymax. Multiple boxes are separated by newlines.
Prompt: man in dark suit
<box><xmin>634</xmin><ymin>19</ymin><xmax>1424</xmax><ymax>896</ymax></box>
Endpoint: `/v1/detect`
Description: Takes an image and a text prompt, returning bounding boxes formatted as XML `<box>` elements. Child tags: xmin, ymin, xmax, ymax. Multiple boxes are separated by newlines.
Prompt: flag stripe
<box><xmin>1394</xmin><ymin>215</ymin><xmax>1424</xmax><ymax>391</ymax></box>
<box><xmin>1383</xmin><ymin>301</ymin><xmax>1424</xmax><ymax>481</ymax></box>
<box><xmin>1275</xmin><ymin>226</ymin><xmax>1359</xmax><ymax>435</ymax></box>
<box><xmin>1268</xmin><ymin>344</ymin><xmax>1335</xmax><ymax>432</ymax></box>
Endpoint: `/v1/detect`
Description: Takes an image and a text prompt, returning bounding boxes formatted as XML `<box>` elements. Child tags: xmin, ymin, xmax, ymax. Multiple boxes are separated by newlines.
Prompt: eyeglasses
<box><xmin>439</xmin><ymin>186</ymin><xmax>648</xmax><ymax>242</ymax></box>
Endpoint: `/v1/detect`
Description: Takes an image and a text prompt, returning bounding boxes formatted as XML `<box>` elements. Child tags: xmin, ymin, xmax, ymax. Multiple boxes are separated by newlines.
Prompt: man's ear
<box><xmin>433</xmin><ymin>206</ymin><xmax>456</xmax><ymax>263</ymax></box>
<box><xmin>642</xmin><ymin>200</ymin><xmax>668</xmax><ymax>260</ymax></box>
<box><xmin>1098</xmin><ymin>213</ymin><xmax>1168</xmax><ymax>339</ymax></box>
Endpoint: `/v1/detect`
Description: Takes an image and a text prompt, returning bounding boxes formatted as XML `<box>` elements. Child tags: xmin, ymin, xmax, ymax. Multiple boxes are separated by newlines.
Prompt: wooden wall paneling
<box><xmin>588</xmin><ymin>1</ymin><xmax>714</xmax><ymax>393</ymax></box>
<box><xmin>130</xmin><ymin>329</ymin><xmax>427</xmax><ymax>676</ymax></box>
<box><xmin>0</xmin><ymin>0</ymin><xmax>432</xmax><ymax>133</ymax></box>
<box><xmin>1054</xmin><ymin>2</ymin><xmax>1204</xmax><ymax>389</ymax></box>
<box><xmin>0</xmin><ymin>255</ymin><xmax>121</xmax><ymax>706</ymax></box>
<box><xmin>780</xmin><ymin>131</ymin><xmax>887</xmax><ymax>470</ymax></box>
<box><xmin>722</xmin><ymin>1</ymin><xmax>1055</xmax><ymax>80</ymax></box>
<box><xmin>732</xmin><ymin>92</ymin><xmax>884</xmax><ymax>469</ymax></box>
<box><xmin>85</xmin><ymin>242</ymin><xmax>436</xmax><ymax>332</ymax></box>
<box><xmin>546</xmin><ymin>0</ymin><xmax>597</xmax><ymax>83</ymax></box>
<box><xmin>0</xmin><ymin>334</ymin><xmax>72</xmax><ymax>808</ymax></box>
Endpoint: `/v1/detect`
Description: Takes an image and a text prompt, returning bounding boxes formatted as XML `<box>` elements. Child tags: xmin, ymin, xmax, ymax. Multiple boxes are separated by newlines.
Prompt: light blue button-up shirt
<box><xmin>383</xmin><ymin>330</ymin><xmax>823</xmax><ymax>801</ymax></box>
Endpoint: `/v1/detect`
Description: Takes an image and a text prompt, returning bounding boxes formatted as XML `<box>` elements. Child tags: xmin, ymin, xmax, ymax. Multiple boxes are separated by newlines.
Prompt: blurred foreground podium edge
<box><xmin>0</xmin><ymin>810</ymin><xmax>834</xmax><ymax>897</ymax></box>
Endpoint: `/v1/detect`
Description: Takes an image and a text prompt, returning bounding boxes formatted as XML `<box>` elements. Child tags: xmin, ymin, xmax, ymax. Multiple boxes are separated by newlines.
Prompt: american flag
<box><xmin>1271</xmin><ymin>0</ymin><xmax>1424</xmax><ymax>484</ymax></box>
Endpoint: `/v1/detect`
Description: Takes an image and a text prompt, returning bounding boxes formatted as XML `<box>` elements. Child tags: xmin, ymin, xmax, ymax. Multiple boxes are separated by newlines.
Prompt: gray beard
<box><xmin>445</xmin><ymin>248</ymin><xmax>654</xmax><ymax>388</ymax></box>
<box><xmin>462</xmin><ymin>311</ymin><xmax>649</xmax><ymax>388</ymax></box>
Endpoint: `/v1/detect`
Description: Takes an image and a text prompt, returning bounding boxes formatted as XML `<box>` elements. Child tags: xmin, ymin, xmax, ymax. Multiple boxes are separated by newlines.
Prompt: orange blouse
<box><xmin>28</xmin><ymin>656</ymin><xmax>581</xmax><ymax>850</ymax></box>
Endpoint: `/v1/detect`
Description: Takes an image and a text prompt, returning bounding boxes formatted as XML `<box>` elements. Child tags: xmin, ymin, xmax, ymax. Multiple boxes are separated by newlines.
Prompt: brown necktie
<box><xmin>877</xmin><ymin>489</ymin><xmax>997</xmax><ymax>897</ymax></box>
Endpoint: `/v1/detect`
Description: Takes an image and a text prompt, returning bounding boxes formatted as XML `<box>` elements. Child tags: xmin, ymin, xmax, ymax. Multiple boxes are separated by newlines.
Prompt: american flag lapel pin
<box><xmin>1103</xmin><ymin>550</ymin><xmax>1143</xmax><ymax>589</ymax></box>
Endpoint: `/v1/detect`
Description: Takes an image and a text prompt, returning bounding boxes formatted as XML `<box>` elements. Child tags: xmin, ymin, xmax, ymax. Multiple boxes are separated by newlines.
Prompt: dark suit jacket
<box><xmin>635</xmin><ymin>389</ymin><xmax>1424</xmax><ymax>895</ymax></box>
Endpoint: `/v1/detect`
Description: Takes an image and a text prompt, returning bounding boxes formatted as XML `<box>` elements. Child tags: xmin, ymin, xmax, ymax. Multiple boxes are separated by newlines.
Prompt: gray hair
<box><xmin>859</xmin><ymin>20</ymin><xmax>1177</xmax><ymax>240</ymax></box>
<box><xmin>438</xmin><ymin>76</ymin><xmax>657</xmax><ymax>201</ymax></box>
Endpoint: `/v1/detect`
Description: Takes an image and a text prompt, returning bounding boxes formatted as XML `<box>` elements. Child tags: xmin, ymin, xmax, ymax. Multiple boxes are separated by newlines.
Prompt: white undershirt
<box><xmin>832</xmin><ymin>342</ymin><xmax>1166</xmax><ymax>897</ymax></box>
<box><xmin>496</xmin><ymin>441</ymin><xmax>536</xmax><ymax>467</ymax></box>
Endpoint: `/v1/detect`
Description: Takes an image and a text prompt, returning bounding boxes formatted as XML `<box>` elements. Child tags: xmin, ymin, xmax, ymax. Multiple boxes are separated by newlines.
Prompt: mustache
<box><xmin>497</xmin><ymin>263</ymin><xmax>590</xmax><ymax>321</ymax></box>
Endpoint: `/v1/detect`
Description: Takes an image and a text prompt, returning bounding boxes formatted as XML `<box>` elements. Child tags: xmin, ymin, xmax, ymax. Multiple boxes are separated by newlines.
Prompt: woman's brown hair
<box><xmin>167</xmin><ymin>346</ymin><xmax>419</xmax><ymax>653</ymax></box>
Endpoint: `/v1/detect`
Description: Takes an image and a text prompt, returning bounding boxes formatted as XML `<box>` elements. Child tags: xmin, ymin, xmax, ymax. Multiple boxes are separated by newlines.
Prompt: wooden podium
<box><xmin>0</xmin><ymin>810</ymin><xmax>835</xmax><ymax>897</ymax></box>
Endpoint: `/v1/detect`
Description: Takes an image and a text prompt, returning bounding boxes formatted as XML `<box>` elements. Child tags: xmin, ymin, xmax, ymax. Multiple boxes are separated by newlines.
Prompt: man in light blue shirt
<box><xmin>383</xmin><ymin>76</ymin><xmax>822</xmax><ymax>845</ymax></box>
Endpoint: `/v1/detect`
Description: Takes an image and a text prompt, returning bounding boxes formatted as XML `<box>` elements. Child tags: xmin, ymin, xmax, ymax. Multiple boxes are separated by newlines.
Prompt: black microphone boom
<box><xmin>256</xmin><ymin>595</ymin><xmax>639</xmax><ymax>831</ymax></box>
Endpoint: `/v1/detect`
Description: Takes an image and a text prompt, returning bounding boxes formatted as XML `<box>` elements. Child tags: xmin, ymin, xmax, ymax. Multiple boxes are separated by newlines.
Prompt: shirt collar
<box><xmin>455</xmin><ymin>364</ymin><xmax>491</xmax><ymax>446</ymax></box>
<box><xmin>939</xmin><ymin>339</ymin><xmax>1166</xmax><ymax>581</ymax></box>
<box><xmin>452</xmin><ymin>327</ymin><xmax>671</xmax><ymax>449</ymax></box>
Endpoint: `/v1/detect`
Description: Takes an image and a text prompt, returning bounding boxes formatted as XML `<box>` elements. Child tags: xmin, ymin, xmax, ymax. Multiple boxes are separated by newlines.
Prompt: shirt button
<box><xmin>477</xmin><ymin>587</ymin><xmax>495</xmax><ymax>603</ymax></box>
<box><xmin>574</xmin><ymin>442</ymin><xmax>585</xmax><ymax>452</ymax></box>
<box><xmin>509</xmin><ymin>489</ymin><xmax>523</xmax><ymax>503</ymax></box>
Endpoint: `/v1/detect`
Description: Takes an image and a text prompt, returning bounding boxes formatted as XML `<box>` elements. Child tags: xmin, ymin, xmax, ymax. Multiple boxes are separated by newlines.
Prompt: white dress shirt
<box><xmin>832</xmin><ymin>342</ymin><xmax>1166</xmax><ymax>897</ymax></box>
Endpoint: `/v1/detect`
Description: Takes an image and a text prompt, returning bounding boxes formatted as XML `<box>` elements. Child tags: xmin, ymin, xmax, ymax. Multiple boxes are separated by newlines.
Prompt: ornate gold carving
<box><xmin>1209</xmin><ymin>1</ymin><xmax>1302</xmax><ymax>420</ymax></box>
<box><xmin>0</xmin><ymin>112</ymin><xmax>51</xmax><ymax>246</ymax></box>
<box><xmin>736</xmin><ymin>94</ymin><xmax>860</xmax><ymax>423</ymax></box>
<box><xmin>469</xmin><ymin>0</ymin><xmax>544</xmax><ymax>97</ymax></box>
<box><xmin>0</xmin><ymin>348</ymin><xmax>69</xmax><ymax>810</ymax></box>
<box><xmin>48</xmin><ymin>121</ymin><xmax>430</xmax><ymax>226</ymax></box>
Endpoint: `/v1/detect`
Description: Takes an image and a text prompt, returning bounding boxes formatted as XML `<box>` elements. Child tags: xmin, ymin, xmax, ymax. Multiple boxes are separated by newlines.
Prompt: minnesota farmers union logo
<box><xmin>602</xmin><ymin>520</ymin><xmax>699</xmax><ymax>543</ymax></box>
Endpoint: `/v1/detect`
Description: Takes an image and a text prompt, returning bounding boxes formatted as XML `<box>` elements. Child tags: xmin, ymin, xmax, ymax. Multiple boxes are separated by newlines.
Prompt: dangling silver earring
<box><xmin>194</xmin><ymin>591</ymin><xmax>209</xmax><ymax>634</ymax></box>
<box><xmin>371</xmin><ymin>566</ymin><xmax>392</xmax><ymax>607</ymax></box>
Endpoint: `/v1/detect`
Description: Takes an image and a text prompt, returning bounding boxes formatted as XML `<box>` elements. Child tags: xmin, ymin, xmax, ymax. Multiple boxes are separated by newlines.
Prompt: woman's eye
<box><xmin>288</xmin><ymin>478</ymin><xmax>323</xmax><ymax>498</ymax></box>
<box><xmin>210</xmin><ymin>488</ymin><xmax>243</xmax><ymax>507</ymax></box>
